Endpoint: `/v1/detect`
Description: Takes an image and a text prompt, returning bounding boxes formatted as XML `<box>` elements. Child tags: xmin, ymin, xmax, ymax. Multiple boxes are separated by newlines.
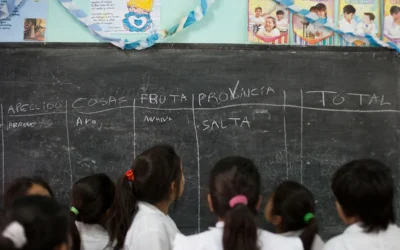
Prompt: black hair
<box><xmin>276</xmin><ymin>10</ymin><xmax>284</xmax><ymax>15</ymax></box>
<box><xmin>270</xmin><ymin>181</ymin><xmax>315</xmax><ymax>233</ymax></box>
<box><xmin>316</xmin><ymin>3</ymin><xmax>327</xmax><ymax>11</ymax></box>
<box><xmin>343</xmin><ymin>5</ymin><xmax>356</xmax><ymax>14</ymax></box>
<box><xmin>390</xmin><ymin>6</ymin><xmax>400</xmax><ymax>15</ymax></box>
<box><xmin>107</xmin><ymin>144</ymin><xmax>183</xmax><ymax>250</ymax></box>
<box><xmin>255</xmin><ymin>7</ymin><xmax>262</xmax><ymax>12</ymax></box>
<box><xmin>210</xmin><ymin>157</ymin><xmax>317</xmax><ymax>250</ymax></box>
<box><xmin>4</xmin><ymin>177</ymin><xmax>53</xmax><ymax>207</ymax></box>
<box><xmin>70</xmin><ymin>173</ymin><xmax>115</xmax><ymax>225</ymax></box>
<box><xmin>0</xmin><ymin>196</ymin><xmax>69</xmax><ymax>250</ymax></box>
<box><xmin>310</xmin><ymin>6</ymin><xmax>317</xmax><ymax>12</ymax></box>
<box><xmin>332</xmin><ymin>159</ymin><xmax>395</xmax><ymax>232</ymax></box>
<box><xmin>364</xmin><ymin>12</ymin><xmax>375</xmax><ymax>21</ymax></box>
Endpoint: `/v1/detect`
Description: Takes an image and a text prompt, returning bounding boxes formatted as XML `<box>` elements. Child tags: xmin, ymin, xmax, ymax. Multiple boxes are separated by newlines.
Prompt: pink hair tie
<box><xmin>229</xmin><ymin>195</ymin><xmax>248</xmax><ymax>208</ymax></box>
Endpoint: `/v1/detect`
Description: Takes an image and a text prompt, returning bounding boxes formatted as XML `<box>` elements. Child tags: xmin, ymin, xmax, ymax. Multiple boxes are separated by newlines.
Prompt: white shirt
<box><xmin>276</xmin><ymin>19</ymin><xmax>289</xmax><ymax>32</ymax></box>
<box><xmin>124</xmin><ymin>202</ymin><xmax>180</xmax><ymax>250</ymax></box>
<box><xmin>356</xmin><ymin>22</ymin><xmax>378</xmax><ymax>36</ymax></box>
<box><xmin>257</xmin><ymin>27</ymin><xmax>281</xmax><ymax>37</ymax></box>
<box><xmin>75</xmin><ymin>221</ymin><xmax>112</xmax><ymax>250</ymax></box>
<box><xmin>306</xmin><ymin>18</ymin><xmax>334</xmax><ymax>37</ymax></box>
<box><xmin>324</xmin><ymin>223</ymin><xmax>400</xmax><ymax>250</ymax></box>
<box><xmin>282</xmin><ymin>230</ymin><xmax>324</xmax><ymax>250</ymax></box>
<box><xmin>173</xmin><ymin>222</ymin><xmax>303</xmax><ymax>250</ymax></box>
<box><xmin>384</xmin><ymin>16</ymin><xmax>400</xmax><ymax>38</ymax></box>
<box><xmin>249</xmin><ymin>15</ymin><xmax>265</xmax><ymax>30</ymax></box>
<box><xmin>339</xmin><ymin>18</ymin><xmax>358</xmax><ymax>33</ymax></box>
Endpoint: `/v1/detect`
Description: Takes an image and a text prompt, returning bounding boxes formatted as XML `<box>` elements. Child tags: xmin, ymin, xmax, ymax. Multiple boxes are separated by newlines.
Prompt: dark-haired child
<box><xmin>356</xmin><ymin>13</ymin><xmax>377</xmax><ymax>36</ymax></box>
<box><xmin>276</xmin><ymin>10</ymin><xmax>288</xmax><ymax>32</ymax></box>
<box><xmin>0</xmin><ymin>196</ymin><xmax>70</xmax><ymax>250</ymax></box>
<box><xmin>249</xmin><ymin>7</ymin><xmax>265</xmax><ymax>33</ymax></box>
<box><xmin>339</xmin><ymin>5</ymin><xmax>357</xmax><ymax>33</ymax></box>
<box><xmin>107</xmin><ymin>144</ymin><xmax>185</xmax><ymax>250</ymax></box>
<box><xmin>173</xmin><ymin>156</ymin><xmax>317</xmax><ymax>250</ymax></box>
<box><xmin>325</xmin><ymin>159</ymin><xmax>400</xmax><ymax>250</ymax></box>
<box><xmin>70</xmin><ymin>173</ymin><xmax>115</xmax><ymax>250</ymax></box>
<box><xmin>4</xmin><ymin>177</ymin><xmax>53</xmax><ymax>207</ymax></box>
<box><xmin>265</xmin><ymin>181</ymin><xmax>324</xmax><ymax>250</ymax></box>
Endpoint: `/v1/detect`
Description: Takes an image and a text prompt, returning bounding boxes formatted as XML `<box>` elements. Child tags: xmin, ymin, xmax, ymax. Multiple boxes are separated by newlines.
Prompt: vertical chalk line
<box><xmin>300</xmin><ymin>89</ymin><xmax>304</xmax><ymax>184</ymax></box>
<box><xmin>283</xmin><ymin>91</ymin><xmax>289</xmax><ymax>179</ymax></box>
<box><xmin>191</xmin><ymin>94</ymin><xmax>201</xmax><ymax>233</ymax></box>
<box><xmin>133</xmin><ymin>99</ymin><xmax>136</xmax><ymax>158</ymax></box>
<box><xmin>65</xmin><ymin>101</ymin><xmax>73</xmax><ymax>188</ymax></box>
<box><xmin>1</xmin><ymin>104</ymin><xmax>4</xmax><ymax>195</ymax></box>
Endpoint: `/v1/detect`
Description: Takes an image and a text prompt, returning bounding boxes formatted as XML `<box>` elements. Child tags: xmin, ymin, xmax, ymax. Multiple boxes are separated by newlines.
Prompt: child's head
<box><xmin>332</xmin><ymin>159</ymin><xmax>395</xmax><ymax>232</ymax></box>
<box><xmin>343</xmin><ymin>5</ymin><xmax>356</xmax><ymax>21</ymax></box>
<box><xmin>276</xmin><ymin>10</ymin><xmax>284</xmax><ymax>21</ymax></box>
<box><xmin>265</xmin><ymin>17</ymin><xmax>277</xmax><ymax>31</ymax></box>
<box><xmin>390</xmin><ymin>6</ymin><xmax>400</xmax><ymax>21</ymax></box>
<box><xmin>265</xmin><ymin>181</ymin><xmax>315</xmax><ymax>233</ymax></box>
<box><xmin>0</xmin><ymin>196</ymin><xmax>69</xmax><ymax>250</ymax></box>
<box><xmin>208</xmin><ymin>156</ymin><xmax>261</xmax><ymax>250</ymax></box>
<box><xmin>255</xmin><ymin>7</ymin><xmax>262</xmax><ymax>17</ymax></box>
<box><xmin>363</xmin><ymin>13</ymin><xmax>375</xmax><ymax>24</ymax></box>
<box><xmin>310</xmin><ymin>6</ymin><xmax>317</xmax><ymax>13</ymax></box>
<box><xmin>71</xmin><ymin>173</ymin><xmax>115</xmax><ymax>225</ymax></box>
<box><xmin>316</xmin><ymin>3</ymin><xmax>327</xmax><ymax>18</ymax></box>
<box><xmin>4</xmin><ymin>177</ymin><xmax>53</xmax><ymax>208</ymax></box>
<box><xmin>107</xmin><ymin>144</ymin><xmax>184</xmax><ymax>250</ymax></box>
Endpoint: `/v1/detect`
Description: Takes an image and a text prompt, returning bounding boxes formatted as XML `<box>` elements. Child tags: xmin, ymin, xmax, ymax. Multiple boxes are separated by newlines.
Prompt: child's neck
<box><xmin>154</xmin><ymin>200</ymin><xmax>170</xmax><ymax>215</ymax></box>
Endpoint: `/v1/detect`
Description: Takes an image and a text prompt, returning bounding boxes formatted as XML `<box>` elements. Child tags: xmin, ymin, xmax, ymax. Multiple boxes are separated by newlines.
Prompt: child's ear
<box><xmin>207</xmin><ymin>194</ymin><xmax>214</xmax><ymax>212</ymax></box>
<box><xmin>256</xmin><ymin>195</ymin><xmax>262</xmax><ymax>211</ymax></box>
<box><xmin>170</xmin><ymin>181</ymin><xmax>177</xmax><ymax>200</ymax></box>
<box><xmin>54</xmin><ymin>243</ymin><xmax>68</xmax><ymax>250</ymax></box>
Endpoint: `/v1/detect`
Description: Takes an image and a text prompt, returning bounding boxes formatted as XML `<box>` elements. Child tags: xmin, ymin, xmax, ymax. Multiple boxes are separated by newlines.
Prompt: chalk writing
<box><xmin>144</xmin><ymin>116</ymin><xmax>173</xmax><ymax>123</ymax></box>
<box><xmin>72</xmin><ymin>96</ymin><xmax>128</xmax><ymax>109</ymax></box>
<box><xmin>8</xmin><ymin>102</ymin><xmax>63</xmax><ymax>115</ymax></box>
<box><xmin>140</xmin><ymin>94</ymin><xmax>188</xmax><ymax>105</ymax></box>
<box><xmin>202</xmin><ymin>117</ymin><xmax>251</xmax><ymax>131</ymax></box>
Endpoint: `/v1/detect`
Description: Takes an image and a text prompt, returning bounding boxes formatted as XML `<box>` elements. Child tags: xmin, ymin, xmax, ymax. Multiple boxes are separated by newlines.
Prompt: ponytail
<box><xmin>69</xmin><ymin>208</ymin><xmax>81</xmax><ymax>250</ymax></box>
<box><xmin>223</xmin><ymin>204</ymin><xmax>258</xmax><ymax>250</ymax></box>
<box><xmin>299</xmin><ymin>215</ymin><xmax>318</xmax><ymax>250</ymax></box>
<box><xmin>107</xmin><ymin>174</ymin><xmax>138</xmax><ymax>250</ymax></box>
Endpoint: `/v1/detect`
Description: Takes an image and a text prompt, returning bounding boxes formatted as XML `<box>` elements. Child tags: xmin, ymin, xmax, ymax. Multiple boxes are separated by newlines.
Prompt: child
<box><xmin>265</xmin><ymin>181</ymin><xmax>324</xmax><ymax>250</ymax></box>
<box><xmin>356</xmin><ymin>13</ymin><xmax>377</xmax><ymax>36</ymax></box>
<box><xmin>307</xmin><ymin>3</ymin><xmax>333</xmax><ymax>37</ymax></box>
<box><xmin>384</xmin><ymin>6</ymin><xmax>400</xmax><ymax>38</ymax></box>
<box><xmin>107</xmin><ymin>144</ymin><xmax>185</xmax><ymax>250</ymax></box>
<box><xmin>325</xmin><ymin>159</ymin><xmax>400</xmax><ymax>250</ymax></box>
<box><xmin>257</xmin><ymin>17</ymin><xmax>281</xmax><ymax>37</ymax></box>
<box><xmin>4</xmin><ymin>176</ymin><xmax>53</xmax><ymax>207</ymax></box>
<box><xmin>173</xmin><ymin>156</ymin><xmax>318</xmax><ymax>250</ymax></box>
<box><xmin>0</xmin><ymin>196</ymin><xmax>70</xmax><ymax>250</ymax></box>
<box><xmin>276</xmin><ymin>10</ymin><xmax>288</xmax><ymax>32</ymax></box>
<box><xmin>339</xmin><ymin>5</ymin><xmax>357</xmax><ymax>33</ymax></box>
<box><xmin>70</xmin><ymin>173</ymin><xmax>115</xmax><ymax>250</ymax></box>
<box><xmin>249</xmin><ymin>7</ymin><xmax>266</xmax><ymax>33</ymax></box>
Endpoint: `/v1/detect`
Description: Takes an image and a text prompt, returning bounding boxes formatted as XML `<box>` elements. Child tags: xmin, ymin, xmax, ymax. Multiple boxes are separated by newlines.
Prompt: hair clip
<box><xmin>70</xmin><ymin>206</ymin><xmax>79</xmax><ymax>215</ymax></box>
<box><xmin>2</xmin><ymin>221</ymin><xmax>27</xmax><ymax>249</ymax></box>
<box><xmin>125</xmin><ymin>169</ymin><xmax>135</xmax><ymax>181</ymax></box>
<box><xmin>304</xmin><ymin>212</ymin><xmax>315</xmax><ymax>224</ymax></box>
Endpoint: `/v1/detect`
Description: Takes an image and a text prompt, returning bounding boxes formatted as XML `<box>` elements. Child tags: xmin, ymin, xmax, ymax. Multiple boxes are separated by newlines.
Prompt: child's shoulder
<box><xmin>173</xmin><ymin>229</ymin><xmax>220</xmax><ymax>250</ymax></box>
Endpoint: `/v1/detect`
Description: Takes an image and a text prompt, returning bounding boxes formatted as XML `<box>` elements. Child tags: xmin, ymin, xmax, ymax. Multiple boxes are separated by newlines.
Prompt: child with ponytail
<box><xmin>70</xmin><ymin>173</ymin><xmax>115</xmax><ymax>250</ymax></box>
<box><xmin>0</xmin><ymin>195</ymin><xmax>70</xmax><ymax>250</ymax></box>
<box><xmin>173</xmin><ymin>156</ymin><xmax>317</xmax><ymax>250</ymax></box>
<box><xmin>107</xmin><ymin>144</ymin><xmax>185</xmax><ymax>250</ymax></box>
<box><xmin>265</xmin><ymin>181</ymin><xmax>324</xmax><ymax>250</ymax></box>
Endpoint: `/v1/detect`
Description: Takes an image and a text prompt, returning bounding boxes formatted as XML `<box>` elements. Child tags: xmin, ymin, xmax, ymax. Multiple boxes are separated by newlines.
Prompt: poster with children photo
<box><xmin>292</xmin><ymin>1</ymin><xmax>334</xmax><ymax>45</ymax></box>
<box><xmin>383</xmin><ymin>1</ymin><xmax>400</xmax><ymax>46</ymax></box>
<box><xmin>248</xmin><ymin>0</ymin><xmax>289</xmax><ymax>45</ymax></box>
<box><xmin>338</xmin><ymin>0</ymin><xmax>381</xmax><ymax>47</ymax></box>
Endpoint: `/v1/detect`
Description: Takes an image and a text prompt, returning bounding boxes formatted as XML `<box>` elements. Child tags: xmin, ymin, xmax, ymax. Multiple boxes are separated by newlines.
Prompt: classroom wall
<box><xmin>46</xmin><ymin>0</ymin><xmax>248</xmax><ymax>44</ymax></box>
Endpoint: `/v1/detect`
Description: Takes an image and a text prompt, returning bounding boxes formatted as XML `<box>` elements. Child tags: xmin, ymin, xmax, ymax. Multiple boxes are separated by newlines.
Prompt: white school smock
<box><xmin>75</xmin><ymin>221</ymin><xmax>112</xmax><ymax>250</ymax></box>
<box><xmin>339</xmin><ymin>18</ymin><xmax>357</xmax><ymax>33</ymax></box>
<box><xmin>173</xmin><ymin>222</ymin><xmax>303</xmax><ymax>250</ymax></box>
<box><xmin>324</xmin><ymin>223</ymin><xmax>400</xmax><ymax>250</ymax></box>
<box><xmin>123</xmin><ymin>202</ymin><xmax>180</xmax><ymax>250</ymax></box>
<box><xmin>282</xmin><ymin>230</ymin><xmax>324</xmax><ymax>250</ymax></box>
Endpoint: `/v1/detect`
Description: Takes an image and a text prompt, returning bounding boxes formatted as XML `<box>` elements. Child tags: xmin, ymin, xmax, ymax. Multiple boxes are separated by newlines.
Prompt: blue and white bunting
<box><xmin>58</xmin><ymin>0</ymin><xmax>215</xmax><ymax>50</ymax></box>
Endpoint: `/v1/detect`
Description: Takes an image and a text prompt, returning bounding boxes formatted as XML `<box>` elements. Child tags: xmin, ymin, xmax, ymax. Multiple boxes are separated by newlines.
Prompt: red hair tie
<box><xmin>125</xmin><ymin>170</ymin><xmax>135</xmax><ymax>181</ymax></box>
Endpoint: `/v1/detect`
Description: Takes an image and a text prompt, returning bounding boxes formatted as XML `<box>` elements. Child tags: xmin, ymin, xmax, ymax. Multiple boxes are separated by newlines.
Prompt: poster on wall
<box><xmin>0</xmin><ymin>0</ymin><xmax>49</xmax><ymax>42</ymax></box>
<box><xmin>292</xmin><ymin>0</ymin><xmax>334</xmax><ymax>46</ymax></box>
<box><xmin>383</xmin><ymin>0</ymin><xmax>400</xmax><ymax>46</ymax></box>
<box><xmin>248</xmin><ymin>0</ymin><xmax>289</xmax><ymax>45</ymax></box>
<box><xmin>338</xmin><ymin>0</ymin><xmax>381</xmax><ymax>47</ymax></box>
<box><xmin>89</xmin><ymin>0</ymin><xmax>161</xmax><ymax>34</ymax></box>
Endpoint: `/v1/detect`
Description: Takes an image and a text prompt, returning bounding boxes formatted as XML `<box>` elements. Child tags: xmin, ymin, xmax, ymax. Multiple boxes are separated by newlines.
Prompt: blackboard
<box><xmin>0</xmin><ymin>43</ymin><xmax>399</xmax><ymax>240</ymax></box>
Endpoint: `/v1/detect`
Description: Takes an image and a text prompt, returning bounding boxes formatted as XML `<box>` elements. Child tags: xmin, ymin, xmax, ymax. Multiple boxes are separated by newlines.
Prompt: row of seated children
<box><xmin>0</xmin><ymin>144</ymin><xmax>399</xmax><ymax>250</ymax></box>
